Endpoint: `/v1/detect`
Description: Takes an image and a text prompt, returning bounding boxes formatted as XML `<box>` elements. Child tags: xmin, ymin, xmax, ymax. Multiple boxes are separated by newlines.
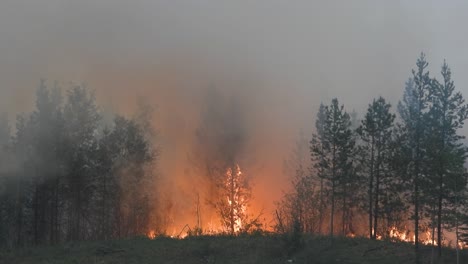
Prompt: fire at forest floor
<box><xmin>1</xmin><ymin>235</ymin><xmax>467</xmax><ymax>264</ymax></box>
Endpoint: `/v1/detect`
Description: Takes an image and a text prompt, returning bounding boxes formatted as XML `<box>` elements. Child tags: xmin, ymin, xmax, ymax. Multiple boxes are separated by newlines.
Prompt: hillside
<box><xmin>2</xmin><ymin>235</ymin><xmax>467</xmax><ymax>264</ymax></box>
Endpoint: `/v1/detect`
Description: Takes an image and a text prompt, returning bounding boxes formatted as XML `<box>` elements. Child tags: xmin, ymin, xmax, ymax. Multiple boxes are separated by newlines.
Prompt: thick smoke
<box><xmin>190</xmin><ymin>86</ymin><xmax>248</xmax><ymax>231</ymax></box>
<box><xmin>1</xmin><ymin>1</ymin><xmax>468</xmax><ymax>233</ymax></box>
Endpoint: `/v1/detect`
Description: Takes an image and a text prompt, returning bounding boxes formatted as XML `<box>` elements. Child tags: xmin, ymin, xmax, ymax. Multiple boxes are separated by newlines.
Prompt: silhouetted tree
<box><xmin>0</xmin><ymin>112</ymin><xmax>12</xmax><ymax>247</ymax></box>
<box><xmin>310</xmin><ymin>104</ymin><xmax>328</xmax><ymax>234</ymax></box>
<box><xmin>310</xmin><ymin>98</ymin><xmax>355</xmax><ymax>238</ymax></box>
<box><xmin>356</xmin><ymin>97</ymin><xmax>395</xmax><ymax>239</ymax></box>
<box><xmin>426</xmin><ymin>61</ymin><xmax>468</xmax><ymax>257</ymax></box>
<box><xmin>63</xmin><ymin>85</ymin><xmax>100</xmax><ymax>241</ymax></box>
<box><xmin>398</xmin><ymin>53</ymin><xmax>432</xmax><ymax>262</ymax></box>
<box><xmin>0</xmin><ymin>81</ymin><xmax>159</xmax><ymax>247</ymax></box>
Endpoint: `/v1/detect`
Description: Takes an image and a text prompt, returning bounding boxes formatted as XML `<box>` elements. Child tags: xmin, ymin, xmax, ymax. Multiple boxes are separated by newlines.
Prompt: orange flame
<box><xmin>147</xmin><ymin>230</ymin><xmax>156</xmax><ymax>239</ymax></box>
<box><xmin>225</xmin><ymin>164</ymin><xmax>247</xmax><ymax>233</ymax></box>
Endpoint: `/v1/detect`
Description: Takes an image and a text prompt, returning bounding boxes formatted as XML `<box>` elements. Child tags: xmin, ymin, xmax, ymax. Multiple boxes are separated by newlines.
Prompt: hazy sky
<box><xmin>1</xmin><ymin>1</ymin><xmax>468</xmax><ymax>226</ymax></box>
<box><xmin>1</xmin><ymin>1</ymin><xmax>468</xmax><ymax>114</ymax></box>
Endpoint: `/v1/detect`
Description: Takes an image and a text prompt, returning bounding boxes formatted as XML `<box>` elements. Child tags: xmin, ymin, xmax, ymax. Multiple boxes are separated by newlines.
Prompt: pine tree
<box><xmin>94</xmin><ymin>127</ymin><xmax>115</xmax><ymax>240</ymax></box>
<box><xmin>63</xmin><ymin>85</ymin><xmax>101</xmax><ymax>241</ymax></box>
<box><xmin>105</xmin><ymin>116</ymin><xmax>151</xmax><ymax>237</ymax></box>
<box><xmin>0</xmin><ymin>82</ymin><xmax>160</xmax><ymax>246</ymax></box>
<box><xmin>357</xmin><ymin>97</ymin><xmax>395</xmax><ymax>239</ymax></box>
<box><xmin>310</xmin><ymin>98</ymin><xmax>355</xmax><ymax>238</ymax></box>
<box><xmin>310</xmin><ymin>103</ymin><xmax>328</xmax><ymax>234</ymax></box>
<box><xmin>0</xmin><ymin>112</ymin><xmax>11</xmax><ymax>247</ymax></box>
<box><xmin>397</xmin><ymin>53</ymin><xmax>432</xmax><ymax>262</ymax></box>
<box><xmin>30</xmin><ymin>81</ymin><xmax>64</xmax><ymax>244</ymax></box>
<box><xmin>426</xmin><ymin>61</ymin><xmax>468</xmax><ymax>257</ymax></box>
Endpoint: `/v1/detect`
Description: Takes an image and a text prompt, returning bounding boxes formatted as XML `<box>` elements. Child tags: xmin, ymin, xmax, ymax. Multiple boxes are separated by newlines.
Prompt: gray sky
<box><xmin>1</xmin><ymin>1</ymin><xmax>468</xmax><ymax>113</ymax></box>
<box><xmin>1</xmin><ymin>0</ymin><xmax>468</xmax><ymax>223</ymax></box>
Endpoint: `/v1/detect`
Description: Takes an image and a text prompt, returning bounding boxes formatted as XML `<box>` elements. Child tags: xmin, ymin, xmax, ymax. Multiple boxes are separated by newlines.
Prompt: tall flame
<box><xmin>146</xmin><ymin>164</ymin><xmax>249</xmax><ymax>239</ymax></box>
<box><xmin>225</xmin><ymin>164</ymin><xmax>247</xmax><ymax>233</ymax></box>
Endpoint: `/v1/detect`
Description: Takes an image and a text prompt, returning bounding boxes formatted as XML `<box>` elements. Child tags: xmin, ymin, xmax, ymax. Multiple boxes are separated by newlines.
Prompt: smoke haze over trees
<box><xmin>2</xmin><ymin>2</ymin><xmax>468</xmax><ymax>264</ymax></box>
<box><xmin>276</xmin><ymin>54</ymin><xmax>468</xmax><ymax>263</ymax></box>
<box><xmin>0</xmin><ymin>83</ymin><xmax>157</xmax><ymax>246</ymax></box>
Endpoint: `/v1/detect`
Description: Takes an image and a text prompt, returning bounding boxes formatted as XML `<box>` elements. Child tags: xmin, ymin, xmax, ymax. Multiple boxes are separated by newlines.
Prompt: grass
<box><xmin>1</xmin><ymin>234</ymin><xmax>467</xmax><ymax>264</ymax></box>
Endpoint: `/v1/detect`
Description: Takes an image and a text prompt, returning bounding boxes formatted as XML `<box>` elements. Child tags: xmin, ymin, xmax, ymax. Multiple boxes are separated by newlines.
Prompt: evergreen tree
<box><xmin>93</xmin><ymin>127</ymin><xmax>116</xmax><ymax>240</ymax></box>
<box><xmin>29</xmin><ymin>81</ymin><xmax>64</xmax><ymax>244</ymax></box>
<box><xmin>63</xmin><ymin>85</ymin><xmax>101</xmax><ymax>241</ymax></box>
<box><xmin>310</xmin><ymin>98</ymin><xmax>355</xmax><ymax>238</ymax></box>
<box><xmin>397</xmin><ymin>53</ymin><xmax>432</xmax><ymax>262</ymax></box>
<box><xmin>357</xmin><ymin>97</ymin><xmax>395</xmax><ymax>239</ymax></box>
<box><xmin>0</xmin><ymin>82</ymin><xmax>159</xmax><ymax>246</ymax></box>
<box><xmin>310</xmin><ymin>103</ymin><xmax>328</xmax><ymax>234</ymax></box>
<box><xmin>0</xmin><ymin>112</ymin><xmax>11</xmax><ymax>247</ymax></box>
<box><xmin>426</xmin><ymin>61</ymin><xmax>468</xmax><ymax>257</ymax></box>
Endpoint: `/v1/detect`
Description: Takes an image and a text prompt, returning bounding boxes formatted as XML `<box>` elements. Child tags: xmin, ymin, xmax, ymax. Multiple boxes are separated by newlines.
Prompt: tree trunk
<box><xmin>319</xmin><ymin>178</ymin><xmax>323</xmax><ymax>234</ymax></box>
<box><xmin>414</xmin><ymin>161</ymin><xmax>420</xmax><ymax>264</ymax></box>
<box><xmin>330</xmin><ymin>180</ymin><xmax>335</xmax><ymax>239</ymax></box>
<box><xmin>49</xmin><ymin>182</ymin><xmax>55</xmax><ymax>244</ymax></box>
<box><xmin>330</xmin><ymin>145</ymin><xmax>336</xmax><ymax>239</ymax></box>
<box><xmin>437</xmin><ymin>116</ymin><xmax>446</xmax><ymax>258</ymax></box>
<box><xmin>342</xmin><ymin>192</ymin><xmax>346</xmax><ymax>236</ymax></box>
<box><xmin>373</xmin><ymin>148</ymin><xmax>381</xmax><ymax>240</ymax></box>
<box><xmin>437</xmin><ymin>171</ymin><xmax>443</xmax><ymax>257</ymax></box>
<box><xmin>455</xmin><ymin>194</ymin><xmax>459</xmax><ymax>264</ymax></box>
<box><xmin>369</xmin><ymin>138</ymin><xmax>375</xmax><ymax>239</ymax></box>
<box><xmin>33</xmin><ymin>184</ymin><xmax>40</xmax><ymax>245</ymax></box>
<box><xmin>430</xmin><ymin>203</ymin><xmax>435</xmax><ymax>264</ymax></box>
<box><xmin>15</xmin><ymin>177</ymin><xmax>23</xmax><ymax>247</ymax></box>
<box><xmin>373</xmin><ymin>172</ymin><xmax>379</xmax><ymax>240</ymax></box>
<box><xmin>229</xmin><ymin>166</ymin><xmax>235</xmax><ymax>234</ymax></box>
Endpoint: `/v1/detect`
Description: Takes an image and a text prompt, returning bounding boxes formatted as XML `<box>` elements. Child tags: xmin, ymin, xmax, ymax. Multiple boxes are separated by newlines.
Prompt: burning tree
<box><xmin>189</xmin><ymin>86</ymin><xmax>259</xmax><ymax>235</ymax></box>
<box><xmin>216</xmin><ymin>164</ymin><xmax>251</xmax><ymax>234</ymax></box>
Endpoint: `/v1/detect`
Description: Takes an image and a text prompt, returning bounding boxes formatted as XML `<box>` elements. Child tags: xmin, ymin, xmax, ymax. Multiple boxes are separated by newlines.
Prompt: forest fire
<box><xmin>345</xmin><ymin>225</ymin><xmax>455</xmax><ymax>248</ymax></box>
<box><xmin>224</xmin><ymin>164</ymin><xmax>247</xmax><ymax>234</ymax></box>
<box><xmin>4</xmin><ymin>3</ymin><xmax>468</xmax><ymax>264</ymax></box>
<box><xmin>388</xmin><ymin>226</ymin><xmax>411</xmax><ymax>242</ymax></box>
<box><xmin>367</xmin><ymin>226</ymin><xmax>444</xmax><ymax>247</ymax></box>
<box><xmin>147</xmin><ymin>230</ymin><xmax>156</xmax><ymax>240</ymax></box>
<box><xmin>146</xmin><ymin>164</ymin><xmax>250</xmax><ymax>239</ymax></box>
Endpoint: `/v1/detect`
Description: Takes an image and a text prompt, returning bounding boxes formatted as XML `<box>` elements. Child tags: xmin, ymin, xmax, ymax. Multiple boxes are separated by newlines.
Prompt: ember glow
<box><xmin>224</xmin><ymin>165</ymin><xmax>247</xmax><ymax>234</ymax></box>
<box><xmin>146</xmin><ymin>164</ymin><xmax>253</xmax><ymax>239</ymax></box>
<box><xmin>147</xmin><ymin>230</ymin><xmax>156</xmax><ymax>240</ymax></box>
<box><xmin>388</xmin><ymin>226</ymin><xmax>411</xmax><ymax>242</ymax></box>
<box><xmin>366</xmin><ymin>226</ymin><xmax>447</xmax><ymax>247</ymax></box>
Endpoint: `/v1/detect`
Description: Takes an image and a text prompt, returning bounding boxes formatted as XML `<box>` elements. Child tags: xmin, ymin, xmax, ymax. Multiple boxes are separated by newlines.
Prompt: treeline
<box><xmin>276</xmin><ymin>53</ymin><xmax>468</xmax><ymax>260</ymax></box>
<box><xmin>0</xmin><ymin>81</ymin><xmax>157</xmax><ymax>248</ymax></box>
